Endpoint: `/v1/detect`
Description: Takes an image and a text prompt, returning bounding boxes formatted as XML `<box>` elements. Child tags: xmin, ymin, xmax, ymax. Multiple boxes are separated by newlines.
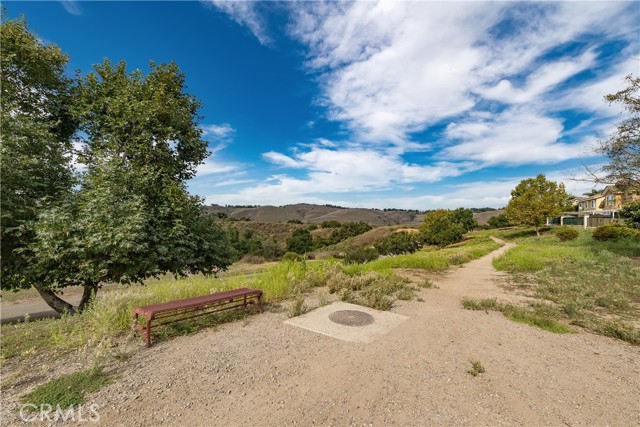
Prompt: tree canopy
<box><xmin>595</xmin><ymin>74</ymin><xmax>639</xmax><ymax>192</ymax></box>
<box><xmin>0</xmin><ymin>15</ymin><xmax>76</xmax><ymax>300</ymax></box>
<box><xmin>420</xmin><ymin>209</ymin><xmax>466</xmax><ymax>248</ymax></box>
<box><xmin>2</xmin><ymin>17</ymin><xmax>235</xmax><ymax>313</ymax></box>
<box><xmin>505</xmin><ymin>175</ymin><xmax>568</xmax><ymax>236</ymax></box>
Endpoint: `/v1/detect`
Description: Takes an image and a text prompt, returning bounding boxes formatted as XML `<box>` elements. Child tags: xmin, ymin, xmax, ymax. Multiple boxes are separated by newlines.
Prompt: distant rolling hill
<box><xmin>206</xmin><ymin>204</ymin><xmax>425</xmax><ymax>227</ymax></box>
<box><xmin>473</xmin><ymin>209</ymin><xmax>505</xmax><ymax>225</ymax></box>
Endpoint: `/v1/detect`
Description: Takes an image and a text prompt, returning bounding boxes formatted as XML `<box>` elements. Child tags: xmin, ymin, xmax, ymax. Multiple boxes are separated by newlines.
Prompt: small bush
<box><xmin>343</xmin><ymin>247</ymin><xmax>379</xmax><ymax>264</ymax></box>
<box><xmin>555</xmin><ymin>227</ymin><xmax>579</xmax><ymax>242</ymax></box>
<box><xmin>321</xmin><ymin>220</ymin><xmax>342</xmax><ymax>228</ymax></box>
<box><xmin>619</xmin><ymin>201</ymin><xmax>640</xmax><ymax>229</ymax></box>
<box><xmin>375</xmin><ymin>232</ymin><xmax>422</xmax><ymax>255</ymax></box>
<box><xmin>287</xmin><ymin>228</ymin><xmax>313</xmax><ymax>254</ymax></box>
<box><xmin>287</xmin><ymin>219</ymin><xmax>303</xmax><ymax>224</ymax></box>
<box><xmin>421</xmin><ymin>210</ymin><xmax>465</xmax><ymax>248</ymax></box>
<box><xmin>592</xmin><ymin>223</ymin><xmax>639</xmax><ymax>241</ymax></box>
<box><xmin>488</xmin><ymin>214</ymin><xmax>510</xmax><ymax>229</ymax></box>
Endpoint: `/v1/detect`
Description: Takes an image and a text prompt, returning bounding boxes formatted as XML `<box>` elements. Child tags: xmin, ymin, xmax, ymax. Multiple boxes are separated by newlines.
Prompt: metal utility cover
<box><xmin>284</xmin><ymin>302</ymin><xmax>408</xmax><ymax>343</ymax></box>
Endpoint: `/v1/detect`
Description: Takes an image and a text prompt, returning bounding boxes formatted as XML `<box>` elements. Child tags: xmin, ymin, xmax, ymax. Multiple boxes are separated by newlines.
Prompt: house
<box><xmin>577</xmin><ymin>186</ymin><xmax>639</xmax><ymax>215</ymax></box>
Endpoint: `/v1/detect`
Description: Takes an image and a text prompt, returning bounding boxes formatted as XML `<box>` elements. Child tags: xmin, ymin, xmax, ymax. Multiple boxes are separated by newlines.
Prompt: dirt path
<box><xmin>4</xmin><ymin>240</ymin><xmax>640</xmax><ymax>426</ymax></box>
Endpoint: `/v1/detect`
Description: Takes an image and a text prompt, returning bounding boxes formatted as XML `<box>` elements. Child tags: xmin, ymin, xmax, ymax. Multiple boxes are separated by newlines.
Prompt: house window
<box><xmin>606</xmin><ymin>195</ymin><xmax>615</xmax><ymax>206</ymax></box>
<box><xmin>590</xmin><ymin>200</ymin><xmax>595</xmax><ymax>208</ymax></box>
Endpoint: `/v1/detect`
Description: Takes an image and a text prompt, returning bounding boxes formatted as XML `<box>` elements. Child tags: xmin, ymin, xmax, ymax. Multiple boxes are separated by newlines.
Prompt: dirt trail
<box><xmin>3</xmin><ymin>240</ymin><xmax>639</xmax><ymax>426</ymax></box>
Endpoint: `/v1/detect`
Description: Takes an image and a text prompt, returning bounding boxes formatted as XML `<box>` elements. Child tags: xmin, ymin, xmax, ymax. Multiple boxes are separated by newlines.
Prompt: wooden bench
<box><xmin>133</xmin><ymin>288</ymin><xmax>263</xmax><ymax>346</ymax></box>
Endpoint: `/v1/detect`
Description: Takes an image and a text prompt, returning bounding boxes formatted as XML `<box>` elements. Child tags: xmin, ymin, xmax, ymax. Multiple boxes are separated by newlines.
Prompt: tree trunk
<box><xmin>535</xmin><ymin>226</ymin><xmax>540</xmax><ymax>237</ymax></box>
<box><xmin>33</xmin><ymin>283</ymin><xmax>77</xmax><ymax>315</ymax></box>
<box><xmin>78</xmin><ymin>283</ymin><xmax>98</xmax><ymax>312</ymax></box>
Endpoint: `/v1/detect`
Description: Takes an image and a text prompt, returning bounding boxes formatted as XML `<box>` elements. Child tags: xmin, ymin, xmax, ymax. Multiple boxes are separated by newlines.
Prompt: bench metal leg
<box><xmin>144</xmin><ymin>318</ymin><xmax>152</xmax><ymax>347</ymax></box>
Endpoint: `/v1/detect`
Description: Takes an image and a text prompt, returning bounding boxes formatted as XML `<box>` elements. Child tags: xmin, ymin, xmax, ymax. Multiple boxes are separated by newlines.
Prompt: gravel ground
<box><xmin>2</xmin><ymin>241</ymin><xmax>639</xmax><ymax>426</ymax></box>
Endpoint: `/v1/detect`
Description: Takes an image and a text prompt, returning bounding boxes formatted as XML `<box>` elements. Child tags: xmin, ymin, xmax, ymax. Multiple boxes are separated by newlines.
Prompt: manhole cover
<box><xmin>329</xmin><ymin>310</ymin><xmax>374</xmax><ymax>327</ymax></box>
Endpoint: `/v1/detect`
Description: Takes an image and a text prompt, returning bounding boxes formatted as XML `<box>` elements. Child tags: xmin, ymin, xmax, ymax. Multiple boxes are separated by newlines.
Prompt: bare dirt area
<box><xmin>3</xmin><ymin>242</ymin><xmax>639</xmax><ymax>426</ymax></box>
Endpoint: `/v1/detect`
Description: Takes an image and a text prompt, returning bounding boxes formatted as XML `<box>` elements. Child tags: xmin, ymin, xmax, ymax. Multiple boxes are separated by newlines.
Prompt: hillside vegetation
<box><xmin>208</xmin><ymin>204</ymin><xmax>425</xmax><ymax>226</ymax></box>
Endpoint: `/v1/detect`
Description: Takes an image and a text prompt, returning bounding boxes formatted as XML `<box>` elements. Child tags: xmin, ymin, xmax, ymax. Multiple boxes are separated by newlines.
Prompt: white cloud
<box><xmin>206</xmin><ymin>1</ymin><xmax>271</xmax><ymax>45</ymax></box>
<box><xmin>201</xmin><ymin>123</ymin><xmax>235</xmax><ymax>141</ymax></box>
<box><xmin>478</xmin><ymin>51</ymin><xmax>596</xmax><ymax>104</ymax></box>
<box><xmin>60</xmin><ymin>1</ymin><xmax>81</xmax><ymax>16</ymax></box>
<box><xmin>443</xmin><ymin>109</ymin><xmax>596</xmax><ymax>166</ymax></box>
<box><xmin>212</xmin><ymin>178</ymin><xmax>255</xmax><ymax>188</ymax></box>
<box><xmin>203</xmin><ymin>1</ymin><xmax>637</xmax><ymax>206</ymax></box>
<box><xmin>196</xmin><ymin>157</ymin><xmax>242</xmax><ymax>176</ymax></box>
<box><xmin>287</xmin><ymin>1</ymin><xmax>637</xmax><ymax>151</ymax></box>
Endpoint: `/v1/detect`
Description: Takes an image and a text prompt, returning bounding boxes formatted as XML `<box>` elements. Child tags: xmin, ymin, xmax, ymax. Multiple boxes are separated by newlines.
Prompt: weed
<box><xmin>396</xmin><ymin>288</ymin><xmax>415</xmax><ymax>301</ymax></box>
<box><xmin>20</xmin><ymin>366</ymin><xmax>112</xmax><ymax>410</ymax></box>
<box><xmin>467</xmin><ymin>360</ymin><xmax>485</xmax><ymax>376</ymax></box>
<box><xmin>461</xmin><ymin>298</ymin><xmax>571</xmax><ymax>334</ymax></box>
<box><xmin>288</xmin><ymin>295</ymin><xmax>307</xmax><ymax>318</ymax></box>
<box><xmin>461</xmin><ymin>298</ymin><xmax>499</xmax><ymax>311</ymax></box>
<box><xmin>419</xmin><ymin>279</ymin><xmax>434</xmax><ymax>289</ymax></box>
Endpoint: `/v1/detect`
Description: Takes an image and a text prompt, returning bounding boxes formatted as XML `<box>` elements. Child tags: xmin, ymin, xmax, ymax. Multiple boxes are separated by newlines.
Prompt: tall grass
<box><xmin>491</xmin><ymin>229</ymin><xmax>640</xmax><ymax>344</ymax></box>
<box><xmin>343</xmin><ymin>236</ymin><xmax>501</xmax><ymax>275</ymax></box>
<box><xmin>2</xmin><ymin>235</ymin><xmax>503</xmax><ymax>360</ymax></box>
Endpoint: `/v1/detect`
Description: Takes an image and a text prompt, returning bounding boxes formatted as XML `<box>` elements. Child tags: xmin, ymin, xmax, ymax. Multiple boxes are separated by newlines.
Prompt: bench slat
<box><xmin>135</xmin><ymin>287</ymin><xmax>262</xmax><ymax>316</ymax></box>
<box><xmin>133</xmin><ymin>287</ymin><xmax>264</xmax><ymax>346</ymax></box>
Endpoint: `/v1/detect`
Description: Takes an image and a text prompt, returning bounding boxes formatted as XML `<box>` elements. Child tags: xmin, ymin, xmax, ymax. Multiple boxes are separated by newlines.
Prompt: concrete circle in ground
<box><xmin>329</xmin><ymin>310</ymin><xmax>374</xmax><ymax>327</ymax></box>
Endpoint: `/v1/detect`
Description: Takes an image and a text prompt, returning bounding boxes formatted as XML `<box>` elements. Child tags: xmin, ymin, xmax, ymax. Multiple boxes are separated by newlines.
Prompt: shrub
<box><xmin>287</xmin><ymin>228</ymin><xmax>313</xmax><ymax>254</ymax></box>
<box><xmin>450</xmin><ymin>208</ymin><xmax>478</xmax><ymax>231</ymax></box>
<box><xmin>421</xmin><ymin>210</ymin><xmax>465</xmax><ymax>248</ymax></box>
<box><xmin>619</xmin><ymin>201</ymin><xmax>640</xmax><ymax>229</ymax></box>
<box><xmin>592</xmin><ymin>223</ymin><xmax>639</xmax><ymax>241</ymax></box>
<box><xmin>307</xmin><ymin>224</ymin><xmax>318</xmax><ymax>231</ymax></box>
<box><xmin>555</xmin><ymin>227</ymin><xmax>579</xmax><ymax>242</ymax></box>
<box><xmin>261</xmin><ymin>238</ymin><xmax>283</xmax><ymax>260</ymax></box>
<box><xmin>343</xmin><ymin>246</ymin><xmax>379</xmax><ymax>264</ymax></box>
<box><xmin>488</xmin><ymin>214</ymin><xmax>510</xmax><ymax>229</ymax></box>
<box><xmin>320</xmin><ymin>220</ymin><xmax>342</xmax><ymax>228</ymax></box>
<box><xmin>375</xmin><ymin>232</ymin><xmax>422</xmax><ymax>255</ymax></box>
<box><xmin>287</xmin><ymin>219</ymin><xmax>303</xmax><ymax>224</ymax></box>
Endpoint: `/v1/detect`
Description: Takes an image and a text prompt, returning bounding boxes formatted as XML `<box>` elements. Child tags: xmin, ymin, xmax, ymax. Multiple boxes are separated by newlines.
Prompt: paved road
<box><xmin>0</xmin><ymin>295</ymin><xmax>81</xmax><ymax>324</ymax></box>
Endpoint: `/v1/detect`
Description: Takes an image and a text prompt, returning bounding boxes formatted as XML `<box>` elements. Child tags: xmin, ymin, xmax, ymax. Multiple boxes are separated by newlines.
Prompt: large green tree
<box><xmin>596</xmin><ymin>74</ymin><xmax>639</xmax><ymax>192</ymax></box>
<box><xmin>420</xmin><ymin>209</ymin><xmax>466</xmax><ymax>248</ymax></box>
<box><xmin>505</xmin><ymin>175</ymin><xmax>568</xmax><ymax>236</ymax></box>
<box><xmin>28</xmin><ymin>59</ymin><xmax>235</xmax><ymax>313</ymax></box>
<box><xmin>0</xmin><ymin>15</ymin><xmax>77</xmax><ymax>310</ymax></box>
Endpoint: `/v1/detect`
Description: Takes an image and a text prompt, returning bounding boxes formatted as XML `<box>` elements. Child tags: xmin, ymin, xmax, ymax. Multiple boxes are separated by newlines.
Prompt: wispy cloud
<box><xmin>203</xmin><ymin>1</ymin><xmax>638</xmax><ymax>207</ymax></box>
<box><xmin>201</xmin><ymin>123</ymin><xmax>235</xmax><ymax>141</ymax></box>
<box><xmin>206</xmin><ymin>1</ymin><xmax>271</xmax><ymax>45</ymax></box>
<box><xmin>60</xmin><ymin>1</ymin><xmax>81</xmax><ymax>16</ymax></box>
<box><xmin>287</xmin><ymin>1</ymin><xmax>637</xmax><ymax>156</ymax></box>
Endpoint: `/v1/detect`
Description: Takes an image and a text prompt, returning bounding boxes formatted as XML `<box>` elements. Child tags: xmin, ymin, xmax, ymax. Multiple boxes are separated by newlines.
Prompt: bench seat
<box><xmin>133</xmin><ymin>287</ymin><xmax>263</xmax><ymax>346</ymax></box>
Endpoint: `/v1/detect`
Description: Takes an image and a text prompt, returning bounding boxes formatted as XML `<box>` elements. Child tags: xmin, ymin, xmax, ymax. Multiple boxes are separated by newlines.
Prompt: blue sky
<box><xmin>7</xmin><ymin>1</ymin><xmax>640</xmax><ymax>209</ymax></box>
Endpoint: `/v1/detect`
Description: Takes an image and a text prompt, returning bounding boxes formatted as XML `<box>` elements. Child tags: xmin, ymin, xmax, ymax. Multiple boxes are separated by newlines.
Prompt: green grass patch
<box><xmin>343</xmin><ymin>236</ymin><xmax>501</xmax><ymax>275</ymax></box>
<box><xmin>461</xmin><ymin>298</ymin><xmax>572</xmax><ymax>334</ymax></box>
<box><xmin>487</xmin><ymin>228</ymin><xmax>640</xmax><ymax>344</ymax></box>
<box><xmin>20</xmin><ymin>366</ymin><xmax>112</xmax><ymax>410</ymax></box>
